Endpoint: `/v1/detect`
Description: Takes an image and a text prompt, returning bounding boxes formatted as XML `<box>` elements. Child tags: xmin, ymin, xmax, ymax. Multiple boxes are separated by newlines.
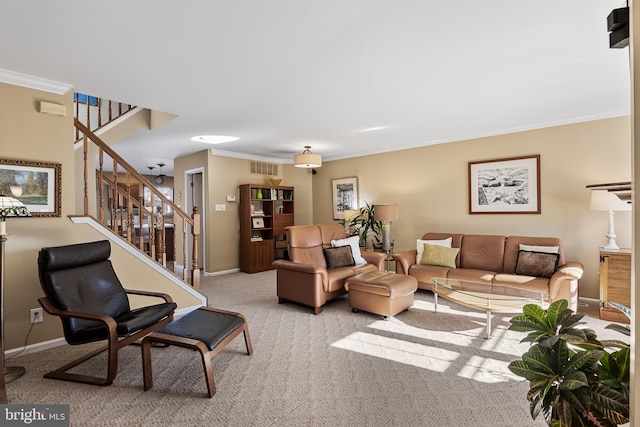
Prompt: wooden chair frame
<box><xmin>38</xmin><ymin>289</ymin><xmax>174</xmax><ymax>386</ymax></box>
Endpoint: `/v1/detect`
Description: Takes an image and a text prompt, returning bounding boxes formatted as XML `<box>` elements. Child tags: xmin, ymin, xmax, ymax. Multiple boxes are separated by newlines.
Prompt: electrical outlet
<box><xmin>30</xmin><ymin>307</ymin><xmax>43</xmax><ymax>324</ymax></box>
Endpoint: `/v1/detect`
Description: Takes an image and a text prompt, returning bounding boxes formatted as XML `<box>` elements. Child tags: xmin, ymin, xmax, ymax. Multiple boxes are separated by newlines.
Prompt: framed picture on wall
<box><xmin>468</xmin><ymin>155</ymin><xmax>540</xmax><ymax>214</ymax></box>
<box><xmin>0</xmin><ymin>158</ymin><xmax>62</xmax><ymax>217</ymax></box>
<box><xmin>332</xmin><ymin>177</ymin><xmax>358</xmax><ymax>219</ymax></box>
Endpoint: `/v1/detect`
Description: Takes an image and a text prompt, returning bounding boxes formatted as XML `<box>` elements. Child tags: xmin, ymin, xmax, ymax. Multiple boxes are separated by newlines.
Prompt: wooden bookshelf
<box><xmin>239</xmin><ymin>184</ymin><xmax>294</xmax><ymax>273</ymax></box>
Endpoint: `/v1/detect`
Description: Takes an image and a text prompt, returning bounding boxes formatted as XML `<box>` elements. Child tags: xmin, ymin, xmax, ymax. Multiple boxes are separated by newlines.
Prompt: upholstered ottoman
<box><xmin>141</xmin><ymin>307</ymin><xmax>252</xmax><ymax>398</ymax></box>
<box><xmin>344</xmin><ymin>271</ymin><xmax>418</xmax><ymax>320</ymax></box>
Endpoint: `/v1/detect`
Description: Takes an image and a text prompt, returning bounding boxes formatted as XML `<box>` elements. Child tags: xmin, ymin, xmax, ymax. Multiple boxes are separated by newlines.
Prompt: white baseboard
<box><xmin>5</xmin><ymin>337</ymin><xmax>66</xmax><ymax>358</ymax></box>
<box><xmin>206</xmin><ymin>268</ymin><xmax>240</xmax><ymax>276</ymax></box>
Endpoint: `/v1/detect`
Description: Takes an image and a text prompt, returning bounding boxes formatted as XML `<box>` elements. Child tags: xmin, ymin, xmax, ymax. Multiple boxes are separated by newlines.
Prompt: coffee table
<box><xmin>431</xmin><ymin>278</ymin><xmax>548</xmax><ymax>339</ymax></box>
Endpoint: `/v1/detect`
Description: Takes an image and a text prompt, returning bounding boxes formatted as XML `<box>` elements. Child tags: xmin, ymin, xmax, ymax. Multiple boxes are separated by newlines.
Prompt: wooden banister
<box><xmin>74</xmin><ymin>93</ymin><xmax>135</xmax><ymax>141</ymax></box>
<box><xmin>75</xmin><ymin>118</ymin><xmax>200</xmax><ymax>289</ymax></box>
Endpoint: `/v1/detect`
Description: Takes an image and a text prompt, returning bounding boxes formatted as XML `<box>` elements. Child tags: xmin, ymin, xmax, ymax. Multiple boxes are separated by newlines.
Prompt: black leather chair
<box><xmin>37</xmin><ymin>240</ymin><xmax>177</xmax><ymax>386</ymax></box>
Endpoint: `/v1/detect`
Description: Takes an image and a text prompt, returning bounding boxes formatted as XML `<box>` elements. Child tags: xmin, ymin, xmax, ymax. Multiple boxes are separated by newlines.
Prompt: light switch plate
<box><xmin>215</xmin><ymin>204</ymin><xmax>226</xmax><ymax>211</ymax></box>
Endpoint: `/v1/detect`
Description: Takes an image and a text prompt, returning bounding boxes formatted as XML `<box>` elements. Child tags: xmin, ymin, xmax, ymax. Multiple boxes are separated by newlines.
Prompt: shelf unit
<box><xmin>239</xmin><ymin>184</ymin><xmax>294</xmax><ymax>273</ymax></box>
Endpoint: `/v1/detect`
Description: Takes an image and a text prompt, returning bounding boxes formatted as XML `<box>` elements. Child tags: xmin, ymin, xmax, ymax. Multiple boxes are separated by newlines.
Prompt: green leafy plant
<box><xmin>508</xmin><ymin>299</ymin><xmax>629</xmax><ymax>426</ymax></box>
<box><xmin>347</xmin><ymin>201</ymin><xmax>382</xmax><ymax>247</ymax></box>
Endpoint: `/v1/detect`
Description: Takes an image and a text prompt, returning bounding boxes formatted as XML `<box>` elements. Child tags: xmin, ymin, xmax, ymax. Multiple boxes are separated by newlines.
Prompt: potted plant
<box><xmin>507</xmin><ymin>299</ymin><xmax>629</xmax><ymax>426</ymax></box>
<box><xmin>346</xmin><ymin>201</ymin><xmax>382</xmax><ymax>248</ymax></box>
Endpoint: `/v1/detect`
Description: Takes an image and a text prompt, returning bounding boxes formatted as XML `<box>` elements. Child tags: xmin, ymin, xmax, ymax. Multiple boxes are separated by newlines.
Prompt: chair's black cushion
<box><xmin>115</xmin><ymin>303</ymin><xmax>177</xmax><ymax>335</ymax></box>
<box><xmin>38</xmin><ymin>240</ymin><xmax>175</xmax><ymax>344</ymax></box>
<box><xmin>158</xmin><ymin>308</ymin><xmax>244</xmax><ymax>351</ymax></box>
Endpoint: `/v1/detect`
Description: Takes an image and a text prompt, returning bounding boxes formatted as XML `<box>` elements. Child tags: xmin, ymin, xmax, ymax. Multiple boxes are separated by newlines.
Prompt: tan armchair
<box><xmin>272</xmin><ymin>223</ymin><xmax>386</xmax><ymax>314</ymax></box>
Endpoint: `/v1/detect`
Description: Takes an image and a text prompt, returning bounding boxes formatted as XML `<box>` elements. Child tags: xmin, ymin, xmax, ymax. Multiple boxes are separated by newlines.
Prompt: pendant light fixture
<box><xmin>294</xmin><ymin>146</ymin><xmax>322</xmax><ymax>168</ymax></box>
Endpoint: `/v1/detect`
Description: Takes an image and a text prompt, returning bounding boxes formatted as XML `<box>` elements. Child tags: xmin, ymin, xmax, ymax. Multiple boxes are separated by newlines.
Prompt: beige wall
<box><xmin>0</xmin><ymin>83</ymin><xmax>201</xmax><ymax>351</ymax></box>
<box><xmin>312</xmin><ymin>117</ymin><xmax>632</xmax><ymax>300</ymax></box>
<box><xmin>174</xmin><ymin>151</ymin><xmax>314</xmax><ymax>273</ymax></box>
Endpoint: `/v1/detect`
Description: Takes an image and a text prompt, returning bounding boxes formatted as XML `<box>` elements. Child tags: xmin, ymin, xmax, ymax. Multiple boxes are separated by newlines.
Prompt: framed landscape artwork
<box><xmin>468</xmin><ymin>155</ymin><xmax>540</xmax><ymax>214</ymax></box>
<box><xmin>0</xmin><ymin>158</ymin><xmax>62</xmax><ymax>217</ymax></box>
<box><xmin>332</xmin><ymin>177</ymin><xmax>358</xmax><ymax>219</ymax></box>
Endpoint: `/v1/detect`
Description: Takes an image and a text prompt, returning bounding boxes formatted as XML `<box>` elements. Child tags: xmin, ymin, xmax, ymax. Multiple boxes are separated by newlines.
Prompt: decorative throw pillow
<box><xmin>331</xmin><ymin>235</ymin><xmax>366</xmax><ymax>266</ymax></box>
<box><xmin>515</xmin><ymin>250</ymin><xmax>560</xmax><ymax>278</ymax></box>
<box><xmin>419</xmin><ymin>243</ymin><xmax>459</xmax><ymax>268</ymax></box>
<box><xmin>416</xmin><ymin>237</ymin><xmax>452</xmax><ymax>264</ymax></box>
<box><xmin>519</xmin><ymin>244</ymin><xmax>559</xmax><ymax>254</ymax></box>
<box><xmin>323</xmin><ymin>246</ymin><xmax>355</xmax><ymax>269</ymax></box>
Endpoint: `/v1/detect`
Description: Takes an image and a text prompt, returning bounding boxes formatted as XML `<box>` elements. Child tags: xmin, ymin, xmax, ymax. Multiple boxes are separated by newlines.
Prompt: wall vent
<box><xmin>250</xmin><ymin>161</ymin><xmax>279</xmax><ymax>176</ymax></box>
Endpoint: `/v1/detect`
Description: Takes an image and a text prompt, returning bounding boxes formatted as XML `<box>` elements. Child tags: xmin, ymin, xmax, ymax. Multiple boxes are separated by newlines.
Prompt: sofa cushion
<box><xmin>519</xmin><ymin>244</ymin><xmax>559</xmax><ymax>254</ymax></box>
<box><xmin>493</xmin><ymin>274</ymin><xmax>550</xmax><ymax>294</ymax></box>
<box><xmin>504</xmin><ymin>236</ymin><xmax>565</xmax><ymax>273</ymax></box>
<box><xmin>515</xmin><ymin>250</ymin><xmax>559</xmax><ymax>278</ymax></box>
<box><xmin>419</xmin><ymin>244</ymin><xmax>459</xmax><ymax>268</ymax></box>
<box><xmin>459</xmin><ymin>235</ymin><xmax>505</xmax><ymax>272</ymax></box>
<box><xmin>446</xmin><ymin>268</ymin><xmax>496</xmax><ymax>283</ymax></box>
<box><xmin>408</xmin><ymin>264</ymin><xmax>451</xmax><ymax>288</ymax></box>
<box><xmin>416</xmin><ymin>237</ymin><xmax>452</xmax><ymax>264</ymax></box>
<box><xmin>331</xmin><ymin>235</ymin><xmax>366</xmax><ymax>266</ymax></box>
<box><xmin>323</xmin><ymin>246</ymin><xmax>355</xmax><ymax>269</ymax></box>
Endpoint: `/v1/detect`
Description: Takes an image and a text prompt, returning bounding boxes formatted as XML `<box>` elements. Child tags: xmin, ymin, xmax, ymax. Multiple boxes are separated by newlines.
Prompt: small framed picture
<box><xmin>252</xmin><ymin>217</ymin><xmax>265</xmax><ymax>228</ymax></box>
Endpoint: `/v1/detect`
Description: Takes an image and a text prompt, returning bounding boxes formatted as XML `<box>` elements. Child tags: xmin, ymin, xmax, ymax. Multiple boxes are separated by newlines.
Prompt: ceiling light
<box><xmin>360</xmin><ymin>126</ymin><xmax>387</xmax><ymax>132</ymax></box>
<box><xmin>294</xmin><ymin>146</ymin><xmax>322</xmax><ymax>168</ymax></box>
<box><xmin>191</xmin><ymin>135</ymin><xmax>239</xmax><ymax>144</ymax></box>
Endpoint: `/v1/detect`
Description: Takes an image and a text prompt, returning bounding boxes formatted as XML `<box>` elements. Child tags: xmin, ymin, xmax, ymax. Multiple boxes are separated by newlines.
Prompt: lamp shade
<box><xmin>374</xmin><ymin>204</ymin><xmax>398</xmax><ymax>222</ymax></box>
<box><xmin>294</xmin><ymin>146</ymin><xmax>322</xmax><ymax>168</ymax></box>
<box><xmin>0</xmin><ymin>195</ymin><xmax>30</xmax><ymax>235</ymax></box>
<box><xmin>590</xmin><ymin>190</ymin><xmax>631</xmax><ymax>211</ymax></box>
<box><xmin>343</xmin><ymin>209</ymin><xmax>359</xmax><ymax>222</ymax></box>
<box><xmin>0</xmin><ymin>195</ymin><xmax>30</xmax><ymax>217</ymax></box>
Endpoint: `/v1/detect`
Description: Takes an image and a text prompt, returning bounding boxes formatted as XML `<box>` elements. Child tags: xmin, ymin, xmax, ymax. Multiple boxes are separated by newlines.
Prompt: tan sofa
<box><xmin>393</xmin><ymin>232</ymin><xmax>584</xmax><ymax>312</ymax></box>
<box><xmin>272</xmin><ymin>223</ymin><xmax>386</xmax><ymax>314</ymax></box>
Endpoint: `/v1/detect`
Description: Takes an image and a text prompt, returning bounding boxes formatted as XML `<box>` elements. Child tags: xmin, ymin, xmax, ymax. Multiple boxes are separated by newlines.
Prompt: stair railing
<box><xmin>74</xmin><ymin>93</ymin><xmax>136</xmax><ymax>141</ymax></box>
<box><xmin>75</xmin><ymin>118</ymin><xmax>200</xmax><ymax>290</ymax></box>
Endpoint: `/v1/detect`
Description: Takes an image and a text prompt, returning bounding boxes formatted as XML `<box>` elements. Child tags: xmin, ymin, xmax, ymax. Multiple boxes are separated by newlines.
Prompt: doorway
<box><xmin>185</xmin><ymin>168</ymin><xmax>205</xmax><ymax>273</ymax></box>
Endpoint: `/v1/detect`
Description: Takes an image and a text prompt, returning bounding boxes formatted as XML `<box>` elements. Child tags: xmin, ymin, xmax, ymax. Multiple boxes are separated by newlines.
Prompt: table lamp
<box><xmin>0</xmin><ymin>195</ymin><xmax>31</xmax><ymax>383</ymax></box>
<box><xmin>373</xmin><ymin>204</ymin><xmax>398</xmax><ymax>251</ymax></box>
<box><xmin>342</xmin><ymin>209</ymin><xmax>359</xmax><ymax>236</ymax></box>
<box><xmin>589</xmin><ymin>190</ymin><xmax>630</xmax><ymax>251</ymax></box>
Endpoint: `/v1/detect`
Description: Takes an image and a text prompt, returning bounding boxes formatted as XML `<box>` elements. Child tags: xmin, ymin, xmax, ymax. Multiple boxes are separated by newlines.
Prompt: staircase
<box><xmin>73</xmin><ymin>94</ymin><xmax>200</xmax><ymax>289</ymax></box>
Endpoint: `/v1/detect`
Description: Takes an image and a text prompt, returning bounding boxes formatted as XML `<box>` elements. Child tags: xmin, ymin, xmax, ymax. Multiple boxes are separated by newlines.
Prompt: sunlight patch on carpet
<box><xmin>458</xmin><ymin>355</ymin><xmax>520</xmax><ymax>383</ymax></box>
<box><xmin>331</xmin><ymin>331</ymin><xmax>458</xmax><ymax>372</ymax></box>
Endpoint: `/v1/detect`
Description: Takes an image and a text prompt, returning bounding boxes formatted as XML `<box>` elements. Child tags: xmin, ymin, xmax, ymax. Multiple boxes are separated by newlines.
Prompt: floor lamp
<box><xmin>589</xmin><ymin>190</ymin><xmax>631</xmax><ymax>251</ymax></box>
<box><xmin>0</xmin><ymin>195</ymin><xmax>31</xmax><ymax>383</ymax></box>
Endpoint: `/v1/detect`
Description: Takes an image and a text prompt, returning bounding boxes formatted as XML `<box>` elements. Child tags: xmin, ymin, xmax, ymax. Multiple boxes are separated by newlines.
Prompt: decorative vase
<box><xmin>256</xmin><ymin>188</ymin><xmax>263</xmax><ymax>199</ymax></box>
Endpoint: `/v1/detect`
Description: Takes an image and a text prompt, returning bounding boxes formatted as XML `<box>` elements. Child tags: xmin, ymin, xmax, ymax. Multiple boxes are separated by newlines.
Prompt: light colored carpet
<box><xmin>5</xmin><ymin>271</ymin><xmax>619</xmax><ymax>426</ymax></box>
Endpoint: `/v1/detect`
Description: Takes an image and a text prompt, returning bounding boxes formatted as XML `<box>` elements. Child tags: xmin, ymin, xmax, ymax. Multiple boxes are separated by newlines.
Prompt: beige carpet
<box><xmin>5</xmin><ymin>271</ymin><xmax>619</xmax><ymax>426</ymax></box>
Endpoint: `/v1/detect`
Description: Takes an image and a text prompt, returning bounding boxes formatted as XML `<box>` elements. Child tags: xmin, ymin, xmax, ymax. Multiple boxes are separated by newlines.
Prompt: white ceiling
<box><xmin>0</xmin><ymin>1</ymin><xmax>631</xmax><ymax>175</ymax></box>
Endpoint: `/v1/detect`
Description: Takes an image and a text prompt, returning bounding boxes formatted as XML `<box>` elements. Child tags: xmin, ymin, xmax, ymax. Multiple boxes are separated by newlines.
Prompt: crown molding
<box><xmin>210</xmin><ymin>148</ymin><xmax>285</xmax><ymax>164</ymax></box>
<box><xmin>0</xmin><ymin>69</ymin><xmax>72</xmax><ymax>95</ymax></box>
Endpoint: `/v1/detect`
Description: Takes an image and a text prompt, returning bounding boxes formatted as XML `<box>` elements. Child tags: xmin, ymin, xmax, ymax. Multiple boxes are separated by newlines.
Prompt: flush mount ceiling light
<box><xmin>191</xmin><ymin>135</ymin><xmax>239</xmax><ymax>144</ymax></box>
<box><xmin>294</xmin><ymin>146</ymin><xmax>322</xmax><ymax>168</ymax></box>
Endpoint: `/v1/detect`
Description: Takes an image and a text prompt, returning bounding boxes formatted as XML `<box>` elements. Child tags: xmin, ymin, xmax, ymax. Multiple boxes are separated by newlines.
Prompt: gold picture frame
<box><xmin>0</xmin><ymin>158</ymin><xmax>62</xmax><ymax>217</ymax></box>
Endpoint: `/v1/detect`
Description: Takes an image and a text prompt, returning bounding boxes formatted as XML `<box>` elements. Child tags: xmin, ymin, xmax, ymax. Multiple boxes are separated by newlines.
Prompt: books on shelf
<box><xmin>253</xmin><ymin>209</ymin><xmax>264</xmax><ymax>216</ymax></box>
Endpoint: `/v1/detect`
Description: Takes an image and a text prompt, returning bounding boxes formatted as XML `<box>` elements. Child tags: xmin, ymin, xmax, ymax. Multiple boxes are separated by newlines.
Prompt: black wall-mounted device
<box><xmin>608</xmin><ymin>7</ymin><xmax>629</xmax><ymax>49</ymax></box>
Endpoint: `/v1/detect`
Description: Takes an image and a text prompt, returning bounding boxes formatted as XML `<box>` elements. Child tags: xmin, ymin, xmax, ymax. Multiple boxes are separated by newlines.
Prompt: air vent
<box><xmin>250</xmin><ymin>161</ymin><xmax>279</xmax><ymax>176</ymax></box>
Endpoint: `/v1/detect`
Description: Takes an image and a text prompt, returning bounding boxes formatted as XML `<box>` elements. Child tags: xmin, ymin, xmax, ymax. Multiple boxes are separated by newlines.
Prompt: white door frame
<box><xmin>184</xmin><ymin>167</ymin><xmax>206</xmax><ymax>273</ymax></box>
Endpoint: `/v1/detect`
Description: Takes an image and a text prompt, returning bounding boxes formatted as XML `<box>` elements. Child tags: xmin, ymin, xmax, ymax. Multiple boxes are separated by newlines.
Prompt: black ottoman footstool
<box><xmin>141</xmin><ymin>306</ymin><xmax>253</xmax><ymax>397</ymax></box>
